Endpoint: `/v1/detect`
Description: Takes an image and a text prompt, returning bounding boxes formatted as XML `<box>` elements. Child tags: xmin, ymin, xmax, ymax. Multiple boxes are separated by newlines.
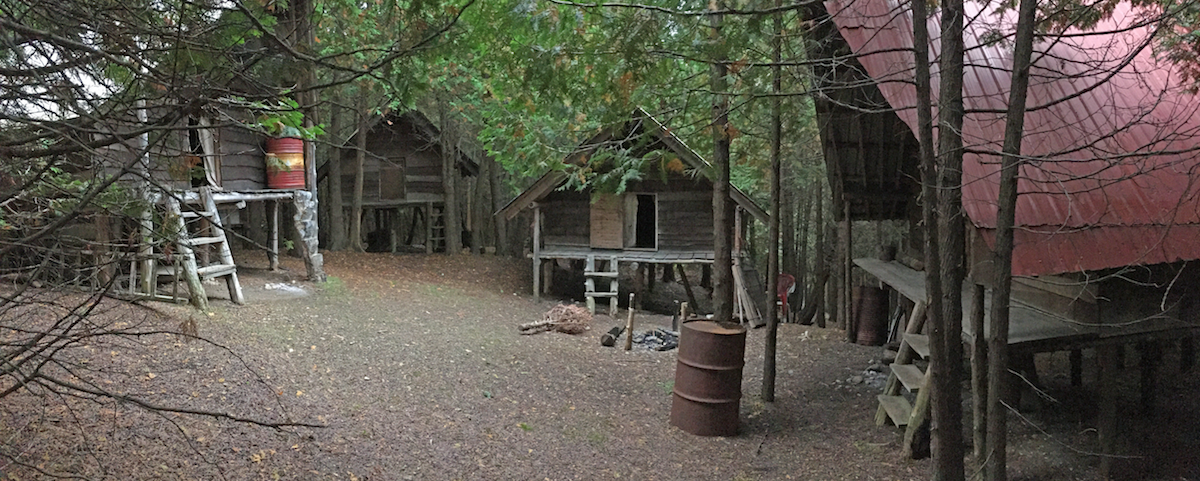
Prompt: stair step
<box><xmin>891</xmin><ymin>363</ymin><xmax>925</xmax><ymax>392</ymax></box>
<box><xmin>183</xmin><ymin>236</ymin><xmax>225</xmax><ymax>246</ymax></box>
<box><xmin>197</xmin><ymin>264</ymin><xmax>237</xmax><ymax>279</ymax></box>
<box><xmin>905</xmin><ymin>333</ymin><xmax>930</xmax><ymax>359</ymax></box>
<box><xmin>877</xmin><ymin>394</ymin><xmax>913</xmax><ymax>427</ymax></box>
<box><xmin>180</xmin><ymin>210</ymin><xmax>215</xmax><ymax>219</ymax></box>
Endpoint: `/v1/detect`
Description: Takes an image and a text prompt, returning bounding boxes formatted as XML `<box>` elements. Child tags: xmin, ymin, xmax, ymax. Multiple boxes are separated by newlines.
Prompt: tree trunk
<box><xmin>985</xmin><ymin>0</ymin><xmax>1037</xmax><ymax>478</ymax></box>
<box><xmin>797</xmin><ymin>184</ymin><xmax>812</xmax><ymax>311</ymax></box>
<box><xmin>762</xmin><ymin>1</ymin><xmax>783</xmax><ymax>403</ymax></box>
<box><xmin>350</xmin><ymin>92</ymin><xmax>367</xmax><ymax>252</ymax></box>
<box><xmin>781</xmin><ymin>180</ymin><xmax>795</xmax><ymax>279</ymax></box>
<box><xmin>471</xmin><ymin>172</ymin><xmax>484</xmax><ymax>255</ymax></box>
<box><xmin>825</xmin><ymin>218</ymin><xmax>837</xmax><ymax>329</ymax></box>
<box><xmin>710</xmin><ymin>4</ymin><xmax>735</xmax><ymax>322</ymax></box>
<box><xmin>440</xmin><ymin>101</ymin><xmax>462</xmax><ymax>255</ymax></box>
<box><xmin>814</xmin><ymin>184</ymin><xmax>826</xmax><ymax>327</ymax></box>
<box><xmin>489</xmin><ymin>157</ymin><xmax>509</xmax><ymax>256</ymax></box>
<box><xmin>328</xmin><ymin>104</ymin><xmax>347</xmax><ymax>251</ymax></box>
<box><xmin>931</xmin><ymin>0</ymin><xmax>966</xmax><ymax>476</ymax></box>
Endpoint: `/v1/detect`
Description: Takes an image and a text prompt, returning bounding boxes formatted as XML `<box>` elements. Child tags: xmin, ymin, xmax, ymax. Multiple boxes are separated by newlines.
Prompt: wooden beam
<box><xmin>533</xmin><ymin>205</ymin><xmax>541</xmax><ymax>300</ymax></box>
<box><xmin>1097</xmin><ymin>343</ymin><xmax>1119</xmax><ymax>479</ymax></box>
<box><xmin>678</xmin><ymin>264</ymin><xmax>699</xmax><ymax>312</ymax></box>
<box><xmin>269</xmin><ymin>199</ymin><xmax>280</xmax><ymax>271</ymax></box>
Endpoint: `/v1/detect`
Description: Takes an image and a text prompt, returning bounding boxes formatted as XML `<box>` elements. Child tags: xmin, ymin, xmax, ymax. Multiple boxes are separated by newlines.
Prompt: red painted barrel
<box><xmin>670</xmin><ymin>319</ymin><xmax>746</xmax><ymax>436</ymax></box>
<box><xmin>855</xmin><ymin>286</ymin><xmax>888</xmax><ymax>346</ymax></box>
<box><xmin>265</xmin><ymin>137</ymin><xmax>305</xmax><ymax>189</ymax></box>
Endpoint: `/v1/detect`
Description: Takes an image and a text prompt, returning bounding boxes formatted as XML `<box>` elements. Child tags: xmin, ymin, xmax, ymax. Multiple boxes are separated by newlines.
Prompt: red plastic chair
<box><xmin>777</xmin><ymin>273</ymin><xmax>796</xmax><ymax>322</ymax></box>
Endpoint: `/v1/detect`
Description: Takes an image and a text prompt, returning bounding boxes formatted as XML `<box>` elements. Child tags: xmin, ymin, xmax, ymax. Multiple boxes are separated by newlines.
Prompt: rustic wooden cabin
<box><xmin>498</xmin><ymin>108</ymin><xmax>769</xmax><ymax>318</ymax></box>
<box><xmin>327</xmin><ymin>110</ymin><xmax>480</xmax><ymax>253</ymax></box>
<box><xmin>80</xmin><ymin>106</ymin><xmax>325</xmax><ymax>309</ymax></box>
<box><xmin>805</xmin><ymin>0</ymin><xmax>1200</xmax><ymax>471</ymax></box>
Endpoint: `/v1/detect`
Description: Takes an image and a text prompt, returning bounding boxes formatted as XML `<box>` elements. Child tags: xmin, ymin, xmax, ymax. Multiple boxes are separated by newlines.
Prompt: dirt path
<box><xmin>2</xmin><ymin>251</ymin><xmax>1197</xmax><ymax>480</ymax></box>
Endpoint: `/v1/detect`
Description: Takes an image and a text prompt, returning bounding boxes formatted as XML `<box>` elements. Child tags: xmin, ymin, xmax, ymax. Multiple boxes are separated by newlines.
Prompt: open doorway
<box><xmin>632</xmin><ymin>193</ymin><xmax>656</xmax><ymax>249</ymax></box>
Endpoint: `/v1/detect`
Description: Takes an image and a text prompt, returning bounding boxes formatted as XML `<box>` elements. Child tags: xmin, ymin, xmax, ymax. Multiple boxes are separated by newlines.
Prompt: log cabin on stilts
<box><xmin>497</xmin><ymin>108</ymin><xmax>769</xmax><ymax>321</ymax></box>
<box><xmin>319</xmin><ymin>110</ymin><xmax>480</xmax><ymax>253</ymax></box>
<box><xmin>66</xmin><ymin>107</ymin><xmax>326</xmax><ymax>311</ymax></box>
<box><xmin>805</xmin><ymin>0</ymin><xmax>1200</xmax><ymax>472</ymax></box>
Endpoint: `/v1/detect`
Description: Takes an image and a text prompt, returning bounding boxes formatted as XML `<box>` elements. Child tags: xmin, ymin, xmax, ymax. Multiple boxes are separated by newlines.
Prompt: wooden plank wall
<box><xmin>338</xmin><ymin>118</ymin><xmax>445</xmax><ymax>205</ymax></box>
<box><xmin>219</xmin><ymin>125</ymin><xmax>266</xmax><ymax>191</ymax></box>
<box><xmin>542</xmin><ymin>190</ymin><xmax>589</xmax><ymax>246</ymax></box>
<box><xmin>534</xmin><ymin>172</ymin><xmax>717</xmax><ymax>252</ymax></box>
<box><xmin>657</xmin><ymin>190</ymin><xmax>714</xmax><ymax>250</ymax></box>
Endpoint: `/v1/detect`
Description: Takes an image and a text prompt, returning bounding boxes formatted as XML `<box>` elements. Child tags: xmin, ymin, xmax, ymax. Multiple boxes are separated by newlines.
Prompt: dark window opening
<box><xmin>186</xmin><ymin>118</ymin><xmax>206</xmax><ymax>188</ymax></box>
<box><xmin>634</xmin><ymin>194</ymin><xmax>656</xmax><ymax>249</ymax></box>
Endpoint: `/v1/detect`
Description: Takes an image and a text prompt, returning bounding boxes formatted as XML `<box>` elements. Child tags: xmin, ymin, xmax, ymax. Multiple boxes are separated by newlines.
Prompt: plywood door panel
<box><xmin>590</xmin><ymin>194</ymin><xmax>623</xmax><ymax>249</ymax></box>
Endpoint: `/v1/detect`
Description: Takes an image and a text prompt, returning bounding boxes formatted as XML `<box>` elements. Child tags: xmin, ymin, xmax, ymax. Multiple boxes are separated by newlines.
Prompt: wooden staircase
<box><xmin>584</xmin><ymin>255</ymin><xmax>619</xmax><ymax>315</ymax></box>
<box><xmin>875</xmin><ymin>301</ymin><xmax>931</xmax><ymax>456</ymax></box>
<box><xmin>155</xmin><ymin>188</ymin><xmax>243</xmax><ymax>308</ymax></box>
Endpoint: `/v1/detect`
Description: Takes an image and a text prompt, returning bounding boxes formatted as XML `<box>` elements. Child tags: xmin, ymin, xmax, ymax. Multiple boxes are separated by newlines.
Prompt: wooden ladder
<box><xmin>157</xmin><ymin>188</ymin><xmax>244</xmax><ymax>308</ymax></box>
<box><xmin>584</xmin><ymin>255</ymin><xmax>619</xmax><ymax>315</ymax></box>
<box><xmin>427</xmin><ymin>203</ymin><xmax>446</xmax><ymax>253</ymax></box>
<box><xmin>875</xmin><ymin>301</ymin><xmax>931</xmax><ymax>456</ymax></box>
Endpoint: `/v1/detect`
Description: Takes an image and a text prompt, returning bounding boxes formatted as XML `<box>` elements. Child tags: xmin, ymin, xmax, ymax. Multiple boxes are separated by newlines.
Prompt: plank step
<box><xmin>877</xmin><ymin>394</ymin><xmax>913</xmax><ymax>427</ymax></box>
<box><xmin>584</xmin><ymin>271</ymin><xmax>620</xmax><ymax>278</ymax></box>
<box><xmin>197</xmin><ymin>264</ymin><xmax>237</xmax><ymax>279</ymax></box>
<box><xmin>891</xmin><ymin>363</ymin><xmax>925</xmax><ymax>392</ymax></box>
<box><xmin>585</xmin><ymin>291</ymin><xmax>619</xmax><ymax>298</ymax></box>
<box><xmin>183</xmin><ymin>236</ymin><xmax>225</xmax><ymax>246</ymax></box>
<box><xmin>905</xmin><ymin>333</ymin><xmax>930</xmax><ymax>359</ymax></box>
<box><xmin>180</xmin><ymin>210</ymin><xmax>215</xmax><ymax>219</ymax></box>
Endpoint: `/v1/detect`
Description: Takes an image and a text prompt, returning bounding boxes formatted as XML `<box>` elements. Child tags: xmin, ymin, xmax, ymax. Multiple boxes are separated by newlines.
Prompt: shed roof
<box><xmin>497</xmin><ymin>108</ymin><xmax>768</xmax><ymax>223</ymax></box>
<box><xmin>824</xmin><ymin>0</ymin><xmax>1200</xmax><ymax>276</ymax></box>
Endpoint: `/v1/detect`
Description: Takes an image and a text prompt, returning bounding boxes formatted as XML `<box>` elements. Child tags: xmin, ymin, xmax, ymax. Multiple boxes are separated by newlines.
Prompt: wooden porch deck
<box><xmin>855</xmin><ymin>258</ymin><xmax>1199</xmax><ymax>353</ymax></box>
<box><xmin>536</xmin><ymin>245</ymin><xmax>716</xmax><ymax>264</ymax></box>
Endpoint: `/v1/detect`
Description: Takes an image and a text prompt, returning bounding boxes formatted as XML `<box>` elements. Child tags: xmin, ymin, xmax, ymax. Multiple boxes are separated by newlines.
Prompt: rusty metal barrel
<box><xmin>669</xmin><ymin>319</ymin><xmax>746</xmax><ymax>436</ymax></box>
<box><xmin>854</xmin><ymin>286</ymin><xmax>888</xmax><ymax>346</ymax></box>
<box><xmin>265</xmin><ymin>137</ymin><xmax>306</xmax><ymax>189</ymax></box>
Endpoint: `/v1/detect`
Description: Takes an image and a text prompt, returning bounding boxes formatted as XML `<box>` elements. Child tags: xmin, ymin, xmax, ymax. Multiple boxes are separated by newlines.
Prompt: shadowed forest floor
<box><xmin>0</xmin><ymin>251</ymin><xmax>1196</xmax><ymax>480</ymax></box>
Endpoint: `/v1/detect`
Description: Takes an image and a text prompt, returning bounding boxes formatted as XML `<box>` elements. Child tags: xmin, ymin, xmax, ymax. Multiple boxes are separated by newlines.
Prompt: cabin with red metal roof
<box><xmin>803</xmin><ymin>0</ymin><xmax>1200</xmax><ymax>468</ymax></box>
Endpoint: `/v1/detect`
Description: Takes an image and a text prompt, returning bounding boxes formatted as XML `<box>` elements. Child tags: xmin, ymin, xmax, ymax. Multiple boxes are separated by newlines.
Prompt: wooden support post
<box><xmin>901</xmin><ymin>366</ymin><xmax>933</xmax><ymax>459</ymax></box>
<box><xmin>1182</xmin><ymin>336</ymin><xmax>1195</xmax><ymax>373</ymax></box>
<box><xmin>624</xmin><ymin>293</ymin><xmax>635</xmax><ymax>351</ymax></box>
<box><xmin>841</xmin><ymin>202</ymin><xmax>853</xmax><ymax>342</ymax></box>
<box><xmin>139</xmin><ymin>205</ymin><xmax>155</xmax><ymax>296</ymax></box>
<box><xmin>269</xmin><ymin>200</ymin><xmax>280</xmax><ymax>271</ymax></box>
<box><xmin>532</xmin><ymin>205</ymin><xmax>541</xmax><ymax>300</ymax></box>
<box><xmin>970</xmin><ymin>283</ymin><xmax>987</xmax><ymax>459</ymax></box>
<box><xmin>1070</xmin><ymin>349</ymin><xmax>1083</xmax><ymax>387</ymax></box>
<box><xmin>1139</xmin><ymin>341</ymin><xmax>1161</xmax><ymax>415</ymax></box>
<box><xmin>542</xmin><ymin>258</ymin><xmax>553</xmax><ymax>295</ymax></box>
<box><xmin>647</xmin><ymin>263</ymin><xmax>656</xmax><ymax>292</ymax></box>
<box><xmin>677</xmin><ymin>302</ymin><xmax>689</xmax><ymax>331</ymax></box>
<box><xmin>634</xmin><ymin>262</ymin><xmax>646</xmax><ymax>310</ymax></box>
<box><xmin>1097</xmin><ymin>343</ymin><xmax>1119</xmax><ymax>479</ymax></box>
<box><xmin>678</xmin><ymin>265</ymin><xmax>699</xmax><ymax>313</ymax></box>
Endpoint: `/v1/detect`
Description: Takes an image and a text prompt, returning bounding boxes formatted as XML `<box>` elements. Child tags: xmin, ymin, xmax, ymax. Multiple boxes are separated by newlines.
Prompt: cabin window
<box><xmin>185</xmin><ymin>117</ymin><xmax>220</xmax><ymax>188</ymax></box>
<box><xmin>625</xmin><ymin>193</ymin><xmax>657</xmax><ymax>249</ymax></box>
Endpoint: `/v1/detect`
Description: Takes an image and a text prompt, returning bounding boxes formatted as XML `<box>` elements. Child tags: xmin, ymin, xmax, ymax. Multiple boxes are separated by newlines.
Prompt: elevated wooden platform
<box><xmin>854</xmin><ymin>258</ymin><xmax>1199</xmax><ymax>353</ymax></box>
<box><xmin>536</xmin><ymin>245</ymin><xmax>716</xmax><ymax>264</ymax></box>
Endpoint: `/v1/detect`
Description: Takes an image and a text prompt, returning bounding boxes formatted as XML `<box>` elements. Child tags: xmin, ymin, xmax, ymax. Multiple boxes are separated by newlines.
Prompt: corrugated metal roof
<box><xmin>826</xmin><ymin>0</ymin><xmax>1200</xmax><ymax>276</ymax></box>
